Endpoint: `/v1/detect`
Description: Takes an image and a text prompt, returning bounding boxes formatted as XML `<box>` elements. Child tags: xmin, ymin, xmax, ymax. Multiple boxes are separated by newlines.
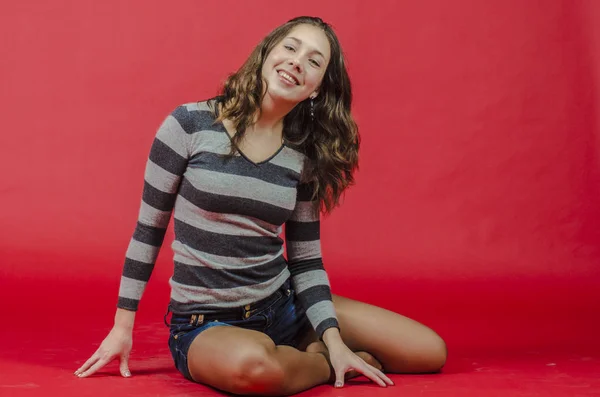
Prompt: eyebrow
<box><xmin>287</xmin><ymin>36</ymin><xmax>326</xmax><ymax>59</ymax></box>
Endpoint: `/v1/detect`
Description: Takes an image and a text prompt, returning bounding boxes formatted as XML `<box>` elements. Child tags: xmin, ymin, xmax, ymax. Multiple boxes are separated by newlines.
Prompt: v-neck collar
<box><xmin>211</xmin><ymin>102</ymin><xmax>286</xmax><ymax>166</ymax></box>
<box><xmin>222</xmin><ymin>127</ymin><xmax>286</xmax><ymax>166</ymax></box>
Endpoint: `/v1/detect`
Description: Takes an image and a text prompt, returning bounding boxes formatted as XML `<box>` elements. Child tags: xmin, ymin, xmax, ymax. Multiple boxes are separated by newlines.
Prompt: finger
<box><xmin>77</xmin><ymin>356</ymin><xmax>111</xmax><ymax>378</ymax></box>
<box><xmin>334</xmin><ymin>367</ymin><xmax>347</xmax><ymax>388</ymax></box>
<box><xmin>119</xmin><ymin>353</ymin><xmax>131</xmax><ymax>378</ymax></box>
<box><xmin>357</xmin><ymin>364</ymin><xmax>387</xmax><ymax>387</ymax></box>
<box><xmin>75</xmin><ymin>352</ymin><xmax>100</xmax><ymax>376</ymax></box>
<box><xmin>366</xmin><ymin>363</ymin><xmax>394</xmax><ymax>386</ymax></box>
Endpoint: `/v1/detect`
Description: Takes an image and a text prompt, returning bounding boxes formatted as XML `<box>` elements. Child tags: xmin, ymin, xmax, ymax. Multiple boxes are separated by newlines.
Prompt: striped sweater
<box><xmin>117</xmin><ymin>100</ymin><xmax>339</xmax><ymax>338</ymax></box>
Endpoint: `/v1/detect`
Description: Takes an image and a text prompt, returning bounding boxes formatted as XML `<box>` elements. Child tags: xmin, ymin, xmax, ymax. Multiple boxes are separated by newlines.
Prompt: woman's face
<box><xmin>261</xmin><ymin>24</ymin><xmax>331</xmax><ymax>106</ymax></box>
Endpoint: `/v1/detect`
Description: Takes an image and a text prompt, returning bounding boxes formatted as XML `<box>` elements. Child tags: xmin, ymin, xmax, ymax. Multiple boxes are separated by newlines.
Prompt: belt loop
<box><xmin>190</xmin><ymin>314</ymin><xmax>205</xmax><ymax>326</ymax></box>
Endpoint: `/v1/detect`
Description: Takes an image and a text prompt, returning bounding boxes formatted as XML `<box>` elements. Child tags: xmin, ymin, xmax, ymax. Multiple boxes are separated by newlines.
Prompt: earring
<box><xmin>310</xmin><ymin>97</ymin><xmax>315</xmax><ymax>121</ymax></box>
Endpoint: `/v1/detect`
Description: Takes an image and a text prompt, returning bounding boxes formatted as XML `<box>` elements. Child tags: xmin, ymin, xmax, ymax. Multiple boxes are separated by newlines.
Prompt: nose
<box><xmin>289</xmin><ymin>58</ymin><xmax>302</xmax><ymax>73</ymax></box>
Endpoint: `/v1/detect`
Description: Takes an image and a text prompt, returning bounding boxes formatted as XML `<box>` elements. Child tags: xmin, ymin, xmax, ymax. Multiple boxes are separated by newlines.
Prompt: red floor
<box><xmin>1</xmin><ymin>273</ymin><xmax>599</xmax><ymax>397</ymax></box>
<box><xmin>1</xmin><ymin>331</ymin><xmax>599</xmax><ymax>397</ymax></box>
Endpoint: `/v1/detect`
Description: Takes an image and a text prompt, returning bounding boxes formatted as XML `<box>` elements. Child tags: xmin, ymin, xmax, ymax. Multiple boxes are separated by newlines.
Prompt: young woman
<box><xmin>75</xmin><ymin>16</ymin><xmax>447</xmax><ymax>396</ymax></box>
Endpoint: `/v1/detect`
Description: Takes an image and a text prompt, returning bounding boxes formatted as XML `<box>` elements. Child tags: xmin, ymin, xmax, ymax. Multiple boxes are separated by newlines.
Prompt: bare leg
<box><xmin>186</xmin><ymin>325</ymin><xmax>332</xmax><ymax>396</ymax></box>
<box><xmin>185</xmin><ymin>294</ymin><xmax>445</xmax><ymax>395</ymax></box>
<box><xmin>328</xmin><ymin>293</ymin><xmax>447</xmax><ymax>374</ymax></box>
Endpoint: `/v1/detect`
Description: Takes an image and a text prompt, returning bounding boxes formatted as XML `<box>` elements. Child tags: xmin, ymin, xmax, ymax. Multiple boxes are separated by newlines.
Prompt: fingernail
<box><xmin>334</xmin><ymin>381</ymin><xmax>343</xmax><ymax>388</ymax></box>
<box><xmin>124</xmin><ymin>371</ymin><xmax>131</xmax><ymax>377</ymax></box>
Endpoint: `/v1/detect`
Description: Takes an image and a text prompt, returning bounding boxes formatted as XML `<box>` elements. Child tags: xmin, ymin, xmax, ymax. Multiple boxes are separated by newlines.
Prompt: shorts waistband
<box><xmin>165</xmin><ymin>278</ymin><xmax>292</xmax><ymax>327</ymax></box>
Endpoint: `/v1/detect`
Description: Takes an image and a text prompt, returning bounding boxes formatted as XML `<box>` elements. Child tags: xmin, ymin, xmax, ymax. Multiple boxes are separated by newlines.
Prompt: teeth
<box><xmin>279</xmin><ymin>71</ymin><xmax>297</xmax><ymax>85</ymax></box>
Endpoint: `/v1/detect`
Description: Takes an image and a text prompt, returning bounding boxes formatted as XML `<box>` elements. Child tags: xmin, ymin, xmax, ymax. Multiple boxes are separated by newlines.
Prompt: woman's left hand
<box><xmin>327</xmin><ymin>341</ymin><xmax>394</xmax><ymax>388</ymax></box>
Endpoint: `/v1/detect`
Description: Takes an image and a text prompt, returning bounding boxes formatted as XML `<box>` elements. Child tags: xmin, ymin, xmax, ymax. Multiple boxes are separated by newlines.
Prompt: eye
<box><xmin>284</xmin><ymin>45</ymin><xmax>296</xmax><ymax>52</ymax></box>
<box><xmin>309</xmin><ymin>59</ymin><xmax>321</xmax><ymax>67</ymax></box>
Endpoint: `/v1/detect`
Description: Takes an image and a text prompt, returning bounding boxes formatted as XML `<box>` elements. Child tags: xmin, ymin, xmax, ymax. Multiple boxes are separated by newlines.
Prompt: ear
<box><xmin>309</xmin><ymin>92</ymin><xmax>319</xmax><ymax>100</ymax></box>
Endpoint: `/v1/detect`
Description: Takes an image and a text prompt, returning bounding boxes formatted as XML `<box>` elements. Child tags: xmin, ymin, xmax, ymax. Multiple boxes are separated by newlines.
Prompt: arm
<box><xmin>285</xmin><ymin>181</ymin><xmax>393</xmax><ymax>389</ymax></box>
<box><xmin>117</xmin><ymin>107</ymin><xmax>191</xmax><ymax>312</ymax></box>
<box><xmin>75</xmin><ymin>106</ymin><xmax>191</xmax><ymax>378</ymax></box>
<box><xmin>285</xmin><ymin>181</ymin><xmax>340</xmax><ymax>341</ymax></box>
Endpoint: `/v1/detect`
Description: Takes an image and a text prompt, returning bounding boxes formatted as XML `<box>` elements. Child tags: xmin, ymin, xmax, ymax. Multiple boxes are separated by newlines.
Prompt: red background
<box><xmin>2</xmin><ymin>1</ymin><xmax>600</xmax><ymax>391</ymax></box>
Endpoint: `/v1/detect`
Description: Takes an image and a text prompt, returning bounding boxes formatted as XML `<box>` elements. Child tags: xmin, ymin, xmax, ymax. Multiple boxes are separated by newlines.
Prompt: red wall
<box><xmin>2</xmin><ymin>0</ymin><xmax>599</xmax><ymax>353</ymax></box>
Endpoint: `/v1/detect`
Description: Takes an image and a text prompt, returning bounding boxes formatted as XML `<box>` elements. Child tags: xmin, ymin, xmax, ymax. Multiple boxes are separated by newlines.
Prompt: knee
<box><xmin>404</xmin><ymin>330</ymin><xmax>447</xmax><ymax>374</ymax></box>
<box><xmin>228</xmin><ymin>345</ymin><xmax>285</xmax><ymax>395</ymax></box>
<box><xmin>428</xmin><ymin>334</ymin><xmax>447</xmax><ymax>372</ymax></box>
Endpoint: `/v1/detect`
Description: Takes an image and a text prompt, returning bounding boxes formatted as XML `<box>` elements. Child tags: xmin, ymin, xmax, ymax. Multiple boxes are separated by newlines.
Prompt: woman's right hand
<box><xmin>75</xmin><ymin>309</ymin><xmax>135</xmax><ymax>378</ymax></box>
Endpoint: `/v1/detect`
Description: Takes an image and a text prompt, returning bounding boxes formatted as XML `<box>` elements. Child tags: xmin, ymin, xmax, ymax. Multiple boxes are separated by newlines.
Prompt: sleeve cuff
<box><xmin>117</xmin><ymin>297</ymin><xmax>140</xmax><ymax>312</ymax></box>
<box><xmin>315</xmin><ymin>318</ymin><xmax>340</xmax><ymax>340</ymax></box>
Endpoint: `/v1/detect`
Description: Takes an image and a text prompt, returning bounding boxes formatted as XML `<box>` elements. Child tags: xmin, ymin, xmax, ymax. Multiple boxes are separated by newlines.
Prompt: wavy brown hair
<box><xmin>208</xmin><ymin>16</ymin><xmax>359</xmax><ymax>215</ymax></box>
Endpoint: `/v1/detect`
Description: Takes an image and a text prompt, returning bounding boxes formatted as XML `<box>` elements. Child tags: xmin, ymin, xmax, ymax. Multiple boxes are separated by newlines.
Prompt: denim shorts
<box><xmin>166</xmin><ymin>278</ymin><xmax>313</xmax><ymax>381</ymax></box>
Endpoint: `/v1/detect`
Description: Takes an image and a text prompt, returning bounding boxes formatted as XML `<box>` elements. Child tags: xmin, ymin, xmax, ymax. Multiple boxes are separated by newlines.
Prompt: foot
<box><xmin>305</xmin><ymin>341</ymin><xmax>384</xmax><ymax>382</ymax></box>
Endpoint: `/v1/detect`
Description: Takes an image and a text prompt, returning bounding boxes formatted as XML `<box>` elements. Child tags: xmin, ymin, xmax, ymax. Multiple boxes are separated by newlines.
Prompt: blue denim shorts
<box><xmin>166</xmin><ymin>278</ymin><xmax>313</xmax><ymax>381</ymax></box>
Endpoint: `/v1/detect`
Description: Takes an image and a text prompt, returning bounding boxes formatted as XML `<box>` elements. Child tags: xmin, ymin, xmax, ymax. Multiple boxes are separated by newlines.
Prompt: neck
<box><xmin>252</xmin><ymin>94</ymin><xmax>296</xmax><ymax>133</ymax></box>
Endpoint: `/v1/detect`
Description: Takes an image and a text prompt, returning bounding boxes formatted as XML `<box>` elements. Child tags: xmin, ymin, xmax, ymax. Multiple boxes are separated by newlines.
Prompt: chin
<box><xmin>266</xmin><ymin>87</ymin><xmax>303</xmax><ymax>105</ymax></box>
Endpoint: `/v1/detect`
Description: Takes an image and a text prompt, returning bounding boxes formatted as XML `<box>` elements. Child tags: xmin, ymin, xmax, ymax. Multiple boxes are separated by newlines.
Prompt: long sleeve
<box><xmin>117</xmin><ymin>107</ymin><xmax>191</xmax><ymax>311</ymax></box>
<box><xmin>285</xmin><ymin>181</ymin><xmax>340</xmax><ymax>339</ymax></box>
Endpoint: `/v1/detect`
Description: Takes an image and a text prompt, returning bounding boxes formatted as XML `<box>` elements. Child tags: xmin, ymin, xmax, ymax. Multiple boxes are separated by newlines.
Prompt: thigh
<box><xmin>187</xmin><ymin>325</ymin><xmax>280</xmax><ymax>392</ymax></box>
<box><xmin>330</xmin><ymin>294</ymin><xmax>447</xmax><ymax>374</ymax></box>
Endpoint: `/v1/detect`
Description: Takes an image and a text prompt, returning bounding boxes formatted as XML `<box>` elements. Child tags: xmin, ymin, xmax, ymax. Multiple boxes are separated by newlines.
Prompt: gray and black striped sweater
<box><xmin>117</xmin><ymin>100</ymin><xmax>339</xmax><ymax>338</ymax></box>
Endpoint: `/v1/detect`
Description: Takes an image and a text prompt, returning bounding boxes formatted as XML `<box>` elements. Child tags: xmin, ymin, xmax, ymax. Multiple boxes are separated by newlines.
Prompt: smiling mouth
<box><xmin>277</xmin><ymin>70</ymin><xmax>300</xmax><ymax>85</ymax></box>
